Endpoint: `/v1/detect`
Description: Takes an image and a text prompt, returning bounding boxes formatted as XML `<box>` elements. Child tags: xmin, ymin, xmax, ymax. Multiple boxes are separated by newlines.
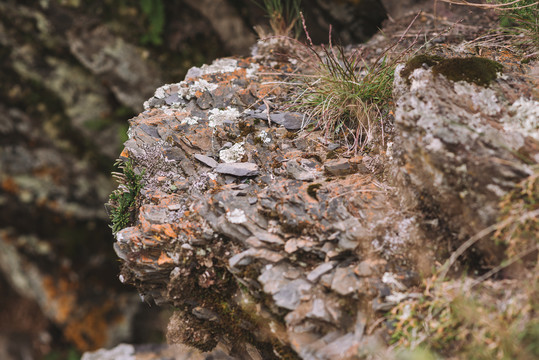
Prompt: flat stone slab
<box><xmin>194</xmin><ymin>154</ymin><xmax>218</xmax><ymax>168</ymax></box>
<box><xmin>215</xmin><ymin>162</ymin><xmax>259</xmax><ymax>177</ymax></box>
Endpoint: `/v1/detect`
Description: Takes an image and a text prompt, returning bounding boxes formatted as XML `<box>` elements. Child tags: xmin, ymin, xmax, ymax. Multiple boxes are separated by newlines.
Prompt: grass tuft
<box><xmin>290</xmin><ymin>14</ymin><xmax>417</xmax><ymax>153</ymax></box>
<box><xmin>253</xmin><ymin>0</ymin><xmax>302</xmax><ymax>38</ymax></box>
<box><xmin>389</xmin><ymin>275</ymin><xmax>538</xmax><ymax>360</ymax></box>
<box><xmin>440</xmin><ymin>0</ymin><xmax>538</xmax><ymax>52</ymax></box>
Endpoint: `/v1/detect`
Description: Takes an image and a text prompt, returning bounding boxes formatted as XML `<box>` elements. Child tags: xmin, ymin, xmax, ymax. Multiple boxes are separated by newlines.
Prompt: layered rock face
<box><xmin>0</xmin><ymin>1</ymin><xmax>391</xmax><ymax>357</ymax></box>
<box><xmin>111</xmin><ymin>55</ymin><xmax>413</xmax><ymax>359</ymax></box>
<box><xmin>108</xmin><ymin>25</ymin><xmax>538</xmax><ymax>359</ymax></box>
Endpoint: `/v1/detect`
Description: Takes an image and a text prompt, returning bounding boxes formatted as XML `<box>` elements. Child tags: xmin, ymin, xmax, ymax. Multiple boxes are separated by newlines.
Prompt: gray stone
<box><xmin>285</xmin><ymin>159</ymin><xmax>319</xmax><ymax>181</ymax></box>
<box><xmin>140</xmin><ymin>205</ymin><xmax>168</xmax><ymax>224</ymax></box>
<box><xmin>194</xmin><ymin>154</ymin><xmax>219</xmax><ymax>168</ymax></box>
<box><xmin>258</xmin><ymin>263</ymin><xmax>296</xmax><ymax>295</ymax></box>
<box><xmin>273</xmin><ymin>279</ymin><xmax>312</xmax><ymax>310</ymax></box>
<box><xmin>269</xmin><ymin>112</ymin><xmax>305</xmax><ymax>130</ymax></box>
<box><xmin>81</xmin><ymin>344</ymin><xmax>135</xmax><ymax>360</ymax></box>
<box><xmin>306</xmin><ymin>298</ymin><xmax>331</xmax><ymax>322</ymax></box>
<box><xmin>229</xmin><ymin>248</ymin><xmax>284</xmax><ymax>268</ymax></box>
<box><xmin>355</xmin><ymin>261</ymin><xmax>374</xmax><ymax>277</ymax></box>
<box><xmin>324</xmin><ymin>158</ymin><xmax>357</xmax><ymax>176</ymax></box>
<box><xmin>331</xmin><ymin>267</ymin><xmax>362</xmax><ymax>296</ymax></box>
<box><xmin>165</xmin><ymin>93</ymin><xmax>180</xmax><ymax>105</ymax></box>
<box><xmin>307</xmin><ymin>262</ymin><xmax>336</xmax><ymax>282</ymax></box>
<box><xmin>215</xmin><ymin>162</ymin><xmax>259</xmax><ymax>177</ymax></box>
<box><xmin>253</xmin><ymin>231</ymin><xmax>285</xmax><ymax>245</ymax></box>
<box><xmin>318</xmin><ymin>333</ymin><xmax>357</xmax><ymax>359</ymax></box>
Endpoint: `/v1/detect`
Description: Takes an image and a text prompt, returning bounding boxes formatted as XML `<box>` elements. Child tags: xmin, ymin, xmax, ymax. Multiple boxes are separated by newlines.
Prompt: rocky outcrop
<box><xmin>109</xmin><ymin>54</ymin><xmax>424</xmax><ymax>358</ymax></box>
<box><xmin>2</xmin><ymin>0</ymin><xmax>536</xmax><ymax>359</ymax></box>
<box><xmin>107</xmin><ymin>16</ymin><xmax>537</xmax><ymax>355</ymax></box>
<box><xmin>0</xmin><ymin>0</ymin><xmax>392</xmax><ymax>357</ymax></box>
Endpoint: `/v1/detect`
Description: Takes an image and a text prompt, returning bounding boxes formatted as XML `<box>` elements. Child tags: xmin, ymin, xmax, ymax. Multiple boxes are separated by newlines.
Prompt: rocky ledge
<box><xmin>106</xmin><ymin>18</ymin><xmax>538</xmax><ymax>360</ymax></box>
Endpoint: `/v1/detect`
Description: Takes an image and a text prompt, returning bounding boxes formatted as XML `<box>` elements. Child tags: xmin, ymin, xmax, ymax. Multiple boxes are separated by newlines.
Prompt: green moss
<box><xmin>139</xmin><ymin>0</ymin><xmax>165</xmax><ymax>46</ymax></box>
<box><xmin>402</xmin><ymin>55</ymin><xmax>503</xmax><ymax>87</ymax></box>
<box><xmin>401</xmin><ymin>54</ymin><xmax>444</xmax><ymax>83</ymax></box>
<box><xmin>432</xmin><ymin>57</ymin><xmax>503</xmax><ymax>87</ymax></box>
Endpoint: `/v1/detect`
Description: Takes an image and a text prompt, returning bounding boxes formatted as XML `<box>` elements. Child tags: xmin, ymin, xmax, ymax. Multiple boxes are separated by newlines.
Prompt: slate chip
<box><xmin>194</xmin><ymin>154</ymin><xmax>218</xmax><ymax>168</ymax></box>
<box><xmin>215</xmin><ymin>162</ymin><xmax>259</xmax><ymax>177</ymax></box>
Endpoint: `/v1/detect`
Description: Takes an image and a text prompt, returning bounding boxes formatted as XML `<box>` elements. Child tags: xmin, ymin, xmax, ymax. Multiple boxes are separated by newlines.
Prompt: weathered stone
<box><xmin>393</xmin><ymin>62</ymin><xmax>538</xmax><ymax>265</ymax></box>
<box><xmin>104</xmin><ymin>8</ymin><xmax>538</xmax><ymax>359</ymax></box>
<box><xmin>215</xmin><ymin>163</ymin><xmax>259</xmax><ymax>177</ymax></box>
<box><xmin>229</xmin><ymin>248</ymin><xmax>284</xmax><ymax>268</ymax></box>
<box><xmin>273</xmin><ymin>279</ymin><xmax>312</xmax><ymax>311</ymax></box>
<box><xmin>269</xmin><ymin>112</ymin><xmax>306</xmax><ymax>130</ymax></box>
<box><xmin>285</xmin><ymin>159</ymin><xmax>320</xmax><ymax>181</ymax></box>
<box><xmin>355</xmin><ymin>260</ymin><xmax>375</xmax><ymax>277</ymax></box>
<box><xmin>324</xmin><ymin>158</ymin><xmax>357</xmax><ymax>176</ymax></box>
<box><xmin>331</xmin><ymin>267</ymin><xmax>363</xmax><ymax>296</ymax></box>
<box><xmin>307</xmin><ymin>262</ymin><xmax>337</xmax><ymax>282</ymax></box>
<box><xmin>194</xmin><ymin>154</ymin><xmax>219</xmax><ymax>168</ymax></box>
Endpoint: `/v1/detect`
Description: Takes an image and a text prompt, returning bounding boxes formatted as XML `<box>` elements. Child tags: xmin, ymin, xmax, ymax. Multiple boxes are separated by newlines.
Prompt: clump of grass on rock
<box><xmin>291</xmin><ymin>31</ymin><xmax>399</xmax><ymax>152</ymax></box>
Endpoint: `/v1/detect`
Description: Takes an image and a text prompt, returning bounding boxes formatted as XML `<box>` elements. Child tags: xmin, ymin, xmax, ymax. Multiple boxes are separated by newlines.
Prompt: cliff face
<box><xmin>105</xmin><ymin>6</ymin><xmax>538</xmax><ymax>359</ymax></box>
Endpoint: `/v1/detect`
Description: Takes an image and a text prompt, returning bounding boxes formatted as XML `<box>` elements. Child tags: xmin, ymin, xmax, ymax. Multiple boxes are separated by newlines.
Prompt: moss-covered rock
<box><xmin>402</xmin><ymin>55</ymin><xmax>503</xmax><ymax>87</ymax></box>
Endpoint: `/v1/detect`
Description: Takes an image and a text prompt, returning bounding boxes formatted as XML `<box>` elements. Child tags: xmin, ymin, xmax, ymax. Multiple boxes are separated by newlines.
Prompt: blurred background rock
<box><xmin>0</xmin><ymin>0</ymin><xmax>416</xmax><ymax>358</ymax></box>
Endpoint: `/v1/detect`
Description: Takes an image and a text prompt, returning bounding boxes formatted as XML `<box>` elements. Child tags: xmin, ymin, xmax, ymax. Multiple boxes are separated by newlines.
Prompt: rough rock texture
<box><xmin>107</xmin><ymin>9</ymin><xmax>538</xmax><ymax>359</ymax></box>
<box><xmin>0</xmin><ymin>0</ymin><xmax>392</xmax><ymax>357</ymax></box>
<box><xmin>392</xmin><ymin>60</ymin><xmax>538</xmax><ymax>267</ymax></box>
<box><xmin>111</xmin><ymin>56</ymin><xmax>429</xmax><ymax>359</ymax></box>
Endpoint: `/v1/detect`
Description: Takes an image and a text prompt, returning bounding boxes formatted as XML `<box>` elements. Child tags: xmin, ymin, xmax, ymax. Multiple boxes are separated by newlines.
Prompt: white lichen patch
<box><xmin>208</xmin><ymin>106</ymin><xmax>240</xmax><ymax>128</ymax></box>
<box><xmin>115</xmin><ymin>230</ymin><xmax>126</xmax><ymax>243</ymax></box>
<box><xmin>501</xmin><ymin>97</ymin><xmax>539</xmax><ymax>141</ymax></box>
<box><xmin>257</xmin><ymin>130</ymin><xmax>271</xmax><ymax>144</ymax></box>
<box><xmin>453</xmin><ymin>82</ymin><xmax>501</xmax><ymax>116</ymax></box>
<box><xmin>374</xmin><ymin>217</ymin><xmax>418</xmax><ymax>256</ymax></box>
<box><xmin>219</xmin><ymin>142</ymin><xmax>245</xmax><ymax>163</ymax></box>
<box><xmin>190</xmin><ymin>79</ymin><xmax>218</xmax><ymax>97</ymax></box>
<box><xmin>409</xmin><ymin>68</ymin><xmax>432</xmax><ymax>92</ymax></box>
<box><xmin>176</xmin><ymin>79</ymin><xmax>218</xmax><ymax>101</ymax></box>
<box><xmin>386</xmin><ymin>141</ymin><xmax>394</xmax><ymax>160</ymax></box>
<box><xmin>186</xmin><ymin>58</ymin><xmax>239</xmax><ymax>79</ymax></box>
<box><xmin>426</xmin><ymin>136</ymin><xmax>443</xmax><ymax>152</ymax></box>
<box><xmin>154</xmin><ymin>85</ymin><xmax>168</xmax><ymax>99</ymax></box>
<box><xmin>382</xmin><ymin>272</ymin><xmax>406</xmax><ymax>291</ymax></box>
<box><xmin>226</xmin><ymin>208</ymin><xmax>247</xmax><ymax>224</ymax></box>
<box><xmin>180</xmin><ymin>116</ymin><xmax>200</xmax><ymax>125</ymax></box>
<box><xmin>486</xmin><ymin>183</ymin><xmax>506</xmax><ymax>197</ymax></box>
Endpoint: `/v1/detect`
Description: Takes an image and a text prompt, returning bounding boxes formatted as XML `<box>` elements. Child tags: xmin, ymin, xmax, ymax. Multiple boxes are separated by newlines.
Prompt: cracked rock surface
<box><xmin>108</xmin><ymin>13</ymin><xmax>538</xmax><ymax>360</ymax></box>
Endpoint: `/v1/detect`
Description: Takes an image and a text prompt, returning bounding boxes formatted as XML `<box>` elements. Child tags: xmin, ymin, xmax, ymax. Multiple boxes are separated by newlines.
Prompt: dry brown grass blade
<box><xmin>439</xmin><ymin>0</ymin><xmax>539</xmax><ymax>10</ymax></box>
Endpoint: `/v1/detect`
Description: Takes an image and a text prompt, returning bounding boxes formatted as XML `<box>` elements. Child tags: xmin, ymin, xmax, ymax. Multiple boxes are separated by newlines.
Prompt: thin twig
<box><xmin>438</xmin><ymin>208</ymin><xmax>539</xmax><ymax>281</ymax></box>
<box><xmin>440</xmin><ymin>0</ymin><xmax>538</xmax><ymax>10</ymax></box>
<box><xmin>470</xmin><ymin>244</ymin><xmax>539</xmax><ymax>288</ymax></box>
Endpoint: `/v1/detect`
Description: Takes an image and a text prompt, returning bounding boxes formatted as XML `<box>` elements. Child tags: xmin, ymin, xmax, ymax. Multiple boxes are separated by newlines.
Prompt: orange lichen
<box><xmin>42</xmin><ymin>276</ymin><xmax>78</xmax><ymax>324</ymax></box>
<box><xmin>157</xmin><ymin>251</ymin><xmax>174</xmax><ymax>266</ymax></box>
<box><xmin>63</xmin><ymin>301</ymin><xmax>116</xmax><ymax>351</ymax></box>
<box><xmin>1</xmin><ymin>176</ymin><xmax>19</xmax><ymax>194</ymax></box>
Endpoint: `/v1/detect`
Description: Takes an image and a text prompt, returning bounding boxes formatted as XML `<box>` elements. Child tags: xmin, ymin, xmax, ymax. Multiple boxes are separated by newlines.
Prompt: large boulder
<box><xmin>105</xmin><ymin>5</ymin><xmax>538</xmax><ymax>358</ymax></box>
